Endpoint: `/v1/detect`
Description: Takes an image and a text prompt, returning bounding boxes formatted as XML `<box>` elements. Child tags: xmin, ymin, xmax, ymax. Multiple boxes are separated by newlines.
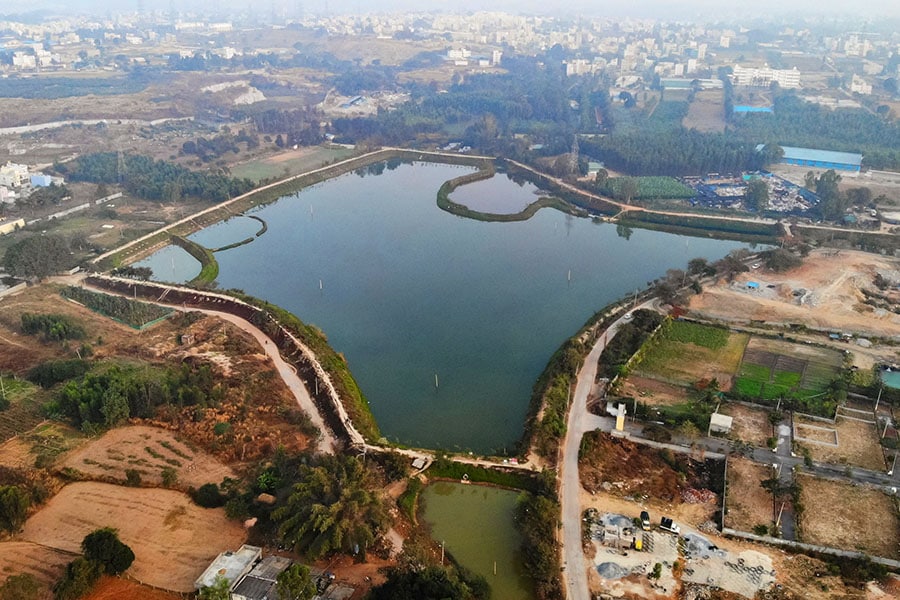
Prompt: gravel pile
<box><xmin>596</xmin><ymin>562</ymin><xmax>630</xmax><ymax>580</ymax></box>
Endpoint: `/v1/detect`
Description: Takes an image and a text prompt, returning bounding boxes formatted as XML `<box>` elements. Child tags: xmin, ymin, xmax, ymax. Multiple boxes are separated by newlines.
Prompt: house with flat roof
<box><xmin>231</xmin><ymin>555</ymin><xmax>292</xmax><ymax>600</ymax></box>
<box><xmin>195</xmin><ymin>545</ymin><xmax>262</xmax><ymax>591</ymax></box>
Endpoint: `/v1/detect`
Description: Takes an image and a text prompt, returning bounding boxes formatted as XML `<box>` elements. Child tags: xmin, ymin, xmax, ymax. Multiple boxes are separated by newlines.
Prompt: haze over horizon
<box><xmin>9</xmin><ymin>0</ymin><xmax>900</xmax><ymax>21</ymax></box>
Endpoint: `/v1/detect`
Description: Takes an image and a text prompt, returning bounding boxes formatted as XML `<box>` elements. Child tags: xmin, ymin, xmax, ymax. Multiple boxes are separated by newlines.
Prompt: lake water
<box><xmin>137</xmin><ymin>161</ymin><xmax>750</xmax><ymax>452</ymax></box>
<box><xmin>449</xmin><ymin>172</ymin><xmax>540</xmax><ymax>214</ymax></box>
<box><xmin>421</xmin><ymin>482</ymin><xmax>532</xmax><ymax>600</ymax></box>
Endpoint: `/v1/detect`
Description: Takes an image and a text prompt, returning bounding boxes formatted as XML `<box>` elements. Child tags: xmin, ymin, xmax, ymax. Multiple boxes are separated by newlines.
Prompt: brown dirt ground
<box><xmin>682</xmin><ymin>89</ymin><xmax>726</xmax><ymax>133</ymax></box>
<box><xmin>18</xmin><ymin>481</ymin><xmax>247</xmax><ymax>592</ymax></box>
<box><xmin>0</xmin><ymin>541</ymin><xmax>72</xmax><ymax>595</ymax></box>
<box><xmin>794</xmin><ymin>423</ymin><xmax>838</xmax><ymax>445</ymax></box>
<box><xmin>797</xmin><ymin>474</ymin><xmax>900</xmax><ymax>559</ymax></box>
<box><xmin>0</xmin><ymin>436</ymin><xmax>37</xmax><ymax>469</ymax></box>
<box><xmin>688</xmin><ymin>249</ymin><xmax>900</xmax><ymax>339</ymax></box>
<box><xmin>795</xmin><ymin>416</ymin><xmax>885</xmax><ymax>471</ymax></box>
<box><xmin>82</xmin><ymin>576</ymin><xmax>184</xmax><ymax>600</ymax></box>
<box><xmin>720</xmin><ymin>403</ymin><xmax>772</xmax><ymax>448</ymax></box>
<box><xmin>619</xmin><ymin>376</ymin><xmax>691</xmax><ymax>406</ymax></box>
<box><xmin>59</xmin><ymin>425</ymin><xmax>235</xmax><ymax>490</ymax></box>
<box><xmin>723</xmin><ymin>457</ymin><xmax>776</xmax><ymax>532</ymax></box>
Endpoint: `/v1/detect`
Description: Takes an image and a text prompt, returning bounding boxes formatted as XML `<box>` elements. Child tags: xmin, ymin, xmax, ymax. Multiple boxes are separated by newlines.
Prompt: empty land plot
<box><xmin>619</xmin><ymin>375</ymin><xmax>691</xmax><ymax>407</ymax></box>
<box><xmin>635</xmin><ymin>321</ymin><xmax>748</xmax><ymax>387</ymax></box>
<box><xmin>793</xmin><ymin>422</ymin><xmax>838</xmax><ymax>446</ymax></box>
<box><xmin>84</xmin><ymin>576</ymin><xmax>184</xmax><ymax>600</ymax></box>
<box><xmin>796</xmin><ymin>417</ymin><xmax>885</xmax><ymax>471</ymax></box>
<box><xmin>724</xmin><ymin>457</ymin><xmax>776</xmax><ymax>533</ymax></box>
<box><xmin>682</xmin><ymin>89</ymin><xmax>726</xmax><ymax>133</ymax></box>
<box><xmin>59</xmin><ymin>425</ymin><xmax>234</xmax><ymax>490</ymax></box>
<box><xmin>231</xmin><ymin>146</ymin><xmax>357</xmax><ymax>182</ymax></box>
<box><xmin>719</xmin><ymin>403</ymin><xmax>772</xmax><ymax>447</ymax></box>
<box><xmin>797</xmin><ymin>475</ymin><xmax>900</xmax><ymax>559</ymax></box>
<box><xmin>20</xmin><ymin>482</ymin><xmax>246</xmax><ymax>592</ymax></box>
<box><xmin>0</xmin><ymin>541</ymin><xmax>72</xmax><ymax>592</ymax></box>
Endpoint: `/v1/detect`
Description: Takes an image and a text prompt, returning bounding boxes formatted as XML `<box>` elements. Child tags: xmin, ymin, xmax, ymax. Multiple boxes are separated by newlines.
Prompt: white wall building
<box><xmin>731</xmin><ymin>64</ymin><xmax>801</xmax><ymax>89</ymax></box>
<box><xmin>849</xmin><ymin>74</ymin><xmax>872</xmax><ymax>95</ymax></box>
<box><xmin>0</xmin><ymin>163</ymin><xmax>29</xmax><ymax>188</ymax></box>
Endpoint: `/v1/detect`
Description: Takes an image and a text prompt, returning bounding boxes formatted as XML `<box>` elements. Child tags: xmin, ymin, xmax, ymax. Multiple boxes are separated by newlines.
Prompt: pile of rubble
<box><xmin>682</xmin><ymin>487</ymin><xmax>717</xmax><ymax>504</ymax></box>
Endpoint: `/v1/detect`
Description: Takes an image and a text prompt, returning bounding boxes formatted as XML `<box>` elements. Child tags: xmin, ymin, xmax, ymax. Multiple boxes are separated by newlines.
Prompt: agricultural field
<box><xmin>0</xmin><ymin>378</ymin><xmax>47</xmax><ymax>444</ymax></box>
<box><xmin>602</xmin><ymin>176</ymin><xmax>694</xmax><ymax>200</ymax></box>
<box><xmin>230</xmin><ymin>145</ymin><xmax>357</xmax><ymax>182</ymax></box>
<box><xmin>619</xmin><ymin>375</ymin><xmax>690</xmax><ymax>407</ymax></box>
<box><xmin>19</xmin><ymin>482</ymin><xmax>246</xmax><ymax>592</ymax></box>
<box><xmin>724</xmin><ymin>457</ymin><xmax>777</xmax><ymax>534</ymax></box>
<box><xmin>794</xmin><ymin>416</ymin><xmax>885</xmax><ymax>472</ymax></box>
<box><xmin>719</xmin><ymin>402</ymin><xmax>773</xmax><ymax>448</ymax></box>
<box><xmin>797</xmin><ymin>475</ymin><xmax>900</xmax><ymax>559</ymax></box>
<box><xmin>60</xmin><ymin>287</ymin><xmax>174</xmax><ymax>330</ymax></box>
<box><xmin>59</xmin><ymin>425</ymin><xmax>236</xmax><ymax>490</ymax></box>
<box><xmin>0</xmin><ymin>541</ymin><xmax>72</xmax><ymax>595</ymax></box>
<box><xmin>633</xmin><ymin>321</ymin><xmax>749</xmax><ymax>388</ymax></box>
<box><xmin>732</xmin><ymin>337</ymin><xmax>843</xmax><ymax>414</ymax></box>
<box><xmin>84</xmin><ymin>576</ymin><xmax>184</xmax><ymax>600</ymax></box>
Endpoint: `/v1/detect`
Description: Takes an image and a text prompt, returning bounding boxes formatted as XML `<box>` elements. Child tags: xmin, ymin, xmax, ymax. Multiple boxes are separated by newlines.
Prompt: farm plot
<box><xmin>84</xmin><ymin>576</ymin><xmax>184</xmax><ymax>600</ymax></box>
<box><xmin>724</xmin><ymin>458</ymin><xmax>775</xmax><ymax>533</ymax></box>
<box><xmin>733</xmin><ymin>338</ymin><xmax>843</xmax><ymax>413</ymax></box>
<box><xmin>634</xmin><ymin>321</ymin><xmax>748</xmax><ymax>388</ymax></box>
<box><xmin>794</xmin><ymin>416</ymin><xmax>885</xmax><ymax>471</ymax></box>
<box><xmin>0</xmin><ymin>541</ymin><xmax>72</xmax><ymax>593</ymax></box>
<box><xmin>719</xmin><ymin>403</ymin><xmax>772</xmax><ymax>448</ymax></box>
<box><xmin>0</xmin><ymin>379</ymin><xmax>46</xmax><ymax>444</ymax></box>
<box><xmin>19</xmin><ymin>482</ymin><xmax>246</xmax><ymax>592</ymax></box>
<box><xmin>797</xmin><ymin>475</ymin><xmax>900</xmax><ymax>559</ymax></box>
<box><xmin>60</xmin><ymin>425</ymin><xmax>235</xmax><ymax>490</ymax></box>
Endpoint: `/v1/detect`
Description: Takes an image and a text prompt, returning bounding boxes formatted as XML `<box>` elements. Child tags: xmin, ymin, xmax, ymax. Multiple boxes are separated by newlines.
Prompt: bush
<box><xmin>53</xmin><ymin>558</ymin><xmax>101</xmax><ymax>600</ymax></box>
<box><xmin>193</xmin><ymin>483</ymin><xmax>225</xmax><ymax>508</ymax></box>
<box><xmin>642</xmin><ymin>424</ymin><xmax>672</xmax><ymax>443</ymax></box>
<box><xmin>0</xmin><ymin>485</ymin><xmax>30</xmax><ymax>532</ymax></box>
<box><xmin>21</xmin><ymin>313</ymin><xmax>85</xmax><ymax>342</ymax></box>
<box><xmin>27</xmin><ymin>359</ymin><xmax>90</xmax><ymax>388</ymax></box>
<box><xmin>0</xmin><ymin>573</ymin><xmax>40</xmax><ymax>600</ymax></box>
<box><xmin>124</xmin><ymin>469</ymin><xmax>142</xmax><ymax>487</ymax></box>
<box><xmin>161</xmin><ymin>467</ymin><xmax>178</xmax><ymax>487</ymax></box>
<box><xmin>753</xmin><ymin>524</ymin><xmax>770</xmax><ymax>536</ymax></box>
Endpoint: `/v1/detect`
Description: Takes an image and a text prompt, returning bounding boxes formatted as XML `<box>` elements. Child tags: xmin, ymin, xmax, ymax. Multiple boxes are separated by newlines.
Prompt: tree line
<box><xmin>57</xmin><ymin>153</ymin><xmax>254</xmax><ymax>203</ymax></box>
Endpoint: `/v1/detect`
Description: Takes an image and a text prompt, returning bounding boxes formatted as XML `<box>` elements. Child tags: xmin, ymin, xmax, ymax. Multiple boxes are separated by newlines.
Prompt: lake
<box><xmin>137</xmin><ymin>161</ymin><xmax>750</xmax><ymax>452</ymax></box>
<box><xmin>421</xmin><ymin>482</ymin><xmax>532</xmax><ymax>600</ymax></box>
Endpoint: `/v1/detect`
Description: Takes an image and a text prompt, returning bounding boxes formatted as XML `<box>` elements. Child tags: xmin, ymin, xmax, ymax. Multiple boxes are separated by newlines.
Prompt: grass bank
<box><xmin>170</xmin><ymin>235</ymin><xmax>218</xmax><ymax>285</ymax></box>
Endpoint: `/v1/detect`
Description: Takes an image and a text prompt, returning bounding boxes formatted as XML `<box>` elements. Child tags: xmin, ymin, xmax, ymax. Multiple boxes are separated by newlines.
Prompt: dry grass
<box><xmin>0</xmin><ymin>541</ymin><xmax>72</xmax><ymax>595</ymax></box>
<box><xmin>720</xmin><ymin>403</ymin><xmax>772</xmax><ymax>448</ymax></box>
<box><xmin>794</xmin><ymin>423</ymin><xmax>838</xmax><ymax>445</ymax></box>
<box><xmin>724</xmin><ymin>457</ymin><xmax>775</xmax><ymax>533</ymax></box>
<box><xmin>619</xmin><ymin>376</ymin><xmax>690</xmax><ymax>407</ymax></box>
<box><xmin>83</xmin><ymin>576</ymin><xmax>184</xmax><ymax>600</ymax></box>
<box><xmin>682</xmin><ymin>89</ymin><xmax>726</xmax><ymax>133</ymax></box>
<box><xmin>59</xmin><ymin>425</ymin><xmax>235</xmax><ymax>490</ymax></box>
<box><xmin>19</xmin><ymin>482</ymin><xmax>247</xmax><ymax>592</ymax></box>
<box><xmin>797</xmin><ymin>475</ymin><xmax>900</xmax><ymax>559</ymax></box>
<box><xmin>796</xmin><ymin>416</ymin><xmax>885</xmax><ymax>471</ymax></box>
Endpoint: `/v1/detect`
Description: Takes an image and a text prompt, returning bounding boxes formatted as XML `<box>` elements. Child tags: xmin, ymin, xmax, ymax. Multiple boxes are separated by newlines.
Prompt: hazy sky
<box><xmin>13</xmin><ymin>0</ymin><xmax>900</xmax><ymax>21</ymax></box>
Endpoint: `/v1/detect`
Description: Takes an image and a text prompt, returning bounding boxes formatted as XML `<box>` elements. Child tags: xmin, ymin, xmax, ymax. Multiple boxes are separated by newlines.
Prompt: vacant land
<box><xmin>20</xmin><ymin>482</ymin><xmax>246</xmax><ymax>592</ymax></box>
<box><xmin>83</xmin><ymin>576</ymin><xmax>184</xmax><ymax>600</ymax></box>
<box><xmin>619</xmin><ymin>375</ymin><xmax>690</xmax><ymax>407</ymax></box>
<box><xmin>688</xmin><ymin>249</ymin><xmax>900</xmax><ymax>339</ymax></box>
<box><xmin>0</xmin><ymin>541</ymin><xmax>72</xmax><ymax>594</ymax></box>
<box><xmin>720</xmin><ymin>403</ymin><xmax>772</xmax><ymax>448</ymax></box>
<box><xmin>634</xmin><ymin>321</ymin><xmax>748</xmax><ymax>388</ymax></box>
<box><xmin>724</xmin><ymin>458</ymin><xmax>776</xmax><ymax>533</ymax></box>
<box><xmin>797</xmin><ymin>475</ymin><xmax>900</xmax><ymax>559</ymax></box>
<box><xmin>795</xmin><ymin>416</ymin><xmax>885</xmax><ymax>471</ymax></box>
<box><xmin>683</xmin><ymin>89</ymin><xmax>726</xmax><ymax>133</ymax></box>
<box><xmin>230</xmin><ymin>145</ymin><xmax>357</xmax><ymax>182</ymax></box>
<box><xmin>60</xmin><ymin>425</ymin><xmax>235</xmax><ymax>490</ymax></box>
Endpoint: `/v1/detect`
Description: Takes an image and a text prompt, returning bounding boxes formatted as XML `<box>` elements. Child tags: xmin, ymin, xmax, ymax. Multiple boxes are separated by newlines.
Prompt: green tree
<box><xmin>0</xmin><ymin>573</ymin><xmax>40</xmax><ymax>600</ymax></box>
<box><xmin>198</xmin><ymin>576</ymin><xmax>231</xmax><ymax>600</ymax></box>
<box><xmin>367</xmin><ymin>565</ymin><xmax>482</xmax><ymax>600</ymax></box>
<box><xmin>616</xmin><ymin>177</ymin><xmax>639</xmax><ymax>204</ymax></box>
<box><xmin>3</xmin><ymin>235</ymin><xmax>72</xmax><ymax>280</ymax></box>
<box><xmin>53</xmin><ymin>558</ymin><xmax>101</xmax><ymax>600</ymax></box>
<box><xmin>745</xmin><ymin>178</ymin><xmax>769</xmax><ymax>211</ymax></box>
<box><xmin>762</xmin><ymin>248</ymin><xmax>802</xmax><ymax>272</ymax></box>
<box><xmin>0</xmin><ymin>485</ymin><xmax>30</xmax><ymax>532</ymax></box>
<box><xmin>81</xmin><ymin>528</ymin><xmax>135</xmax><ymax>575</ymax></box>
<box><xmin>276</xmin><ymin>564</ymin><xmax>316</xmax><ymax>600</ymax></box>
<box><xmin>815</xmin><ymin>170</ymin><xmax>849</xmax><ymax>220</ymax></box>
<box><xmin>274</xmin><ymin>455</ymin><xmax>388</xmax><ymax>560</ymax></box>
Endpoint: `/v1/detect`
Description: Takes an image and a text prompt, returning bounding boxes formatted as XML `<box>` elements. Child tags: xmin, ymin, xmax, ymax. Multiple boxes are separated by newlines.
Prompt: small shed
<box><xmin>708</xmin><ymin>413</ymin><xmax>733</xmax><ymax>435</ymax></box>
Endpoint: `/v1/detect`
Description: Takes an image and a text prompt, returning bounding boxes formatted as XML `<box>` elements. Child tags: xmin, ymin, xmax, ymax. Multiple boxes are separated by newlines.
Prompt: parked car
<box><xmin>660</xmin><ymin>516</ymin><xmax>680</xmax><ymax>534</ymax></box>
<box><xmin>640</xmin><ymin>510</ymin><xmax>651</xmax><ymax>531</ymax></box>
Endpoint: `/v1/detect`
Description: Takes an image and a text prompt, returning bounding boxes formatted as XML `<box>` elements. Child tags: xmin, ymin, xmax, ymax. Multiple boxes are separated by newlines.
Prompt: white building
<box><xmin>849</xmin><ymin>74</ymin><xmax>872</xmax><ymax>95</ymax></box>
<box><xmin>731</xmin><ymin>64</ymin><xmax>801</xmax><ymax>89</ymax></box>
<box><xmin>11</xmin><ymin>52</ymin><xmax>36</xmax><ymax>69</ymax></box>
<box><xmin>0</xmin><ymin>162</ymin><xmax>29</xmax><ymax>188</ymax></box>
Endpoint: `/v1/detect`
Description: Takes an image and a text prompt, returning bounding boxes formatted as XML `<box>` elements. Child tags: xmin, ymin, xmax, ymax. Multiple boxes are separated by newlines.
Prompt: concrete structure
<box><xmin>732</xmin><ymin>64</ymin><xmax>801</xmax><ymax>89</ymax></box>
<box><xmin>775</xmin><ymin>145</ymin><xmax>863</xmax><ymax>173</ymax></box>
<box><xmin>29</xmin><ymin>174</ymin><xmax>52</xmax><ymax>187</ymax></box>
<box><xmin>195</xmin><ymin>545</ymin><xmax>262</xmax><ymax>591</ymax></box>
<box><xmin>231</xmin><ymin>555</ymin><xmax>292</xmax><ymax>600</ymax></box>
<box><xmin>0</xmin><ymin>217</ymin><xmax>25</xmax><ymax>235</ymax></box>
<box><xmin>0</xmin><ymin>162</ymin><xmax>28</xmax><ymax>188</ymax></box>
<box><xmin>708</xmin><ymin>412</ymin><xmax>733</xmax><ymax>435</ymax></box>
<box><xmin>849</xmin><ymin>74</ymin><xmax>872</xmax><ymax>95</ymax></box>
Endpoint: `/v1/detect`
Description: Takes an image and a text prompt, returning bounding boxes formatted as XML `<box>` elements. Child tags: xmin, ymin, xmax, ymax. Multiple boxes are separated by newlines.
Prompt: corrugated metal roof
<box><xmin>233</xmin><ymin>575</ymin><xmax>277</xmax><ymax>600</ymax></box>
<box><xmin>779</xmin><ymin>145</ymin><xmax>862</xmax><ymax>166</ymax></box>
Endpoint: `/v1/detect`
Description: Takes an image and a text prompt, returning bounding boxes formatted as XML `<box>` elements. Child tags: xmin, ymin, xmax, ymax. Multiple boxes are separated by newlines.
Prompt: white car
<box><xmin>623</xmin><ymin>313</ymin><xmax>633</xmax><ymax>321</ymax></box>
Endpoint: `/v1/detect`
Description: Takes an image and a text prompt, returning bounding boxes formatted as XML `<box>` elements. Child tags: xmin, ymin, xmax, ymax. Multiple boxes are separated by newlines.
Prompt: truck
<box><xmin>659</xmin><ymin>516</ymin><xmax>680</xmax><ymax>534</ymax></box>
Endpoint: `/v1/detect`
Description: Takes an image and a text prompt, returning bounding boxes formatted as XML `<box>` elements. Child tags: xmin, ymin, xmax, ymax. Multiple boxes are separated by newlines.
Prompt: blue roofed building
<box><xmin>757</xmin><ymin>144</ymin><xmax>862</xmax><ymax>173</ymax></box>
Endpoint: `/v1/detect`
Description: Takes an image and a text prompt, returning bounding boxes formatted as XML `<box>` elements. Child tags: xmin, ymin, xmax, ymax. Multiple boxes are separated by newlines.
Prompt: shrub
<box><xmin>161</xmin><ymin>467</ymin><xmax>178</xmax><ymax>487</ymax></box>
<box><xmin>81</xmin><ymin>528</ymin><xmax>135</xmax><ymax>575</ymax></box>
<box><xmin>193</xmin><ymin>483</ymin><xmax>225</xmax><ymax>508</ymax></box>
<box><xmin>642</xmin><ymin>424</ymin><xmax>672</xmax><ymax>443</ymax></box>
<box><xmin>124</xmin><ymin>469</ymin><xmax>142</xmax><ymax>487</ymax></box>
<box><xmin>53</xmin><ymin>558</ymin><xmax>101</xmax><ymax>600</ymax></box>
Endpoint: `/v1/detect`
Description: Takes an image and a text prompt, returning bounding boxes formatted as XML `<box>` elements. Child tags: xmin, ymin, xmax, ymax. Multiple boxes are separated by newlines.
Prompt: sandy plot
<box><xmin>794</xmin><ymin>423</ymin><xmax>838</xmax><ymax>446</ymax></box>
<box><xmin>619</xmin><ymin>376</ymin><xmax>690</xmax><ymax>407</ymax></box>
<box><xmin>682</xmin><ymin>89</ymin><xmax>726</xmax><ymax>133</ymax></box>
<box><xmin>0</xmin><ymin>436</ymin><xmax>36</xmax><ymax>469</ymax></box>
<box><xmin>724</xmin><ymin>458</ymin><xmax>776</xmax><ymax>533</ymax></box>
<box><xmin>19</xmin><ymin>482</ymin><xmax>246</xmax><ymax>592</ymax></box>
<box><xmin>60</xmin><ymin>425</ymin><xmax>235</xmax><ymax>490</ymax></box>
<box><xmin>0</xmin><ymin>541</ymin><xmax>72</xmax><ymax>592</ymax></box>
<box><xmin>721</xmin><ymin>403</ymin><xmax>772</xmax><ymax>448</ymax></box>
<box><xmin>688</xmin><ymin>249</ymin><xmax>900</xmax><ymax>338</ymax></box>
<box><xmin>796</xmin><ymin>416</ymin><xmax>885</xmax><ymax>471</ymax></box>
<box><xmin>83</xmin><ymin>576</ymin><xmax>183</xmax><ymax>600</ymax></box>
<box><xmin>797</xmin><ymin>475</ymin><xmax>900</xmax><ymax>559</ymax></box>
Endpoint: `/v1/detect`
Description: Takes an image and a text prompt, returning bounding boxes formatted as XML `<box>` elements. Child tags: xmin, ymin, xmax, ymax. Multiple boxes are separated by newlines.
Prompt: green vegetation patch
<box><xmin>426</xmin><ymin>455</ymin><xmax>538</xmax><ymax>492</ymax></box>
<box><xmin>634</xmin><ymin>322</ymin><xmax>748</xmax><ymax>385</ymax></box>
<box><xmin>60</xmin><ymin>286</ymin><xmax>173</xmax><ymax>329</ymax></box>
<box><xmin>665</xmin><ymin>321</ymin><xmax>729</xmax><ymax>349</ymax></box>
<box><xmin>601</xmin><ymin>176</ymin><xmax>694</xmax><ymax>200</ymax></box>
